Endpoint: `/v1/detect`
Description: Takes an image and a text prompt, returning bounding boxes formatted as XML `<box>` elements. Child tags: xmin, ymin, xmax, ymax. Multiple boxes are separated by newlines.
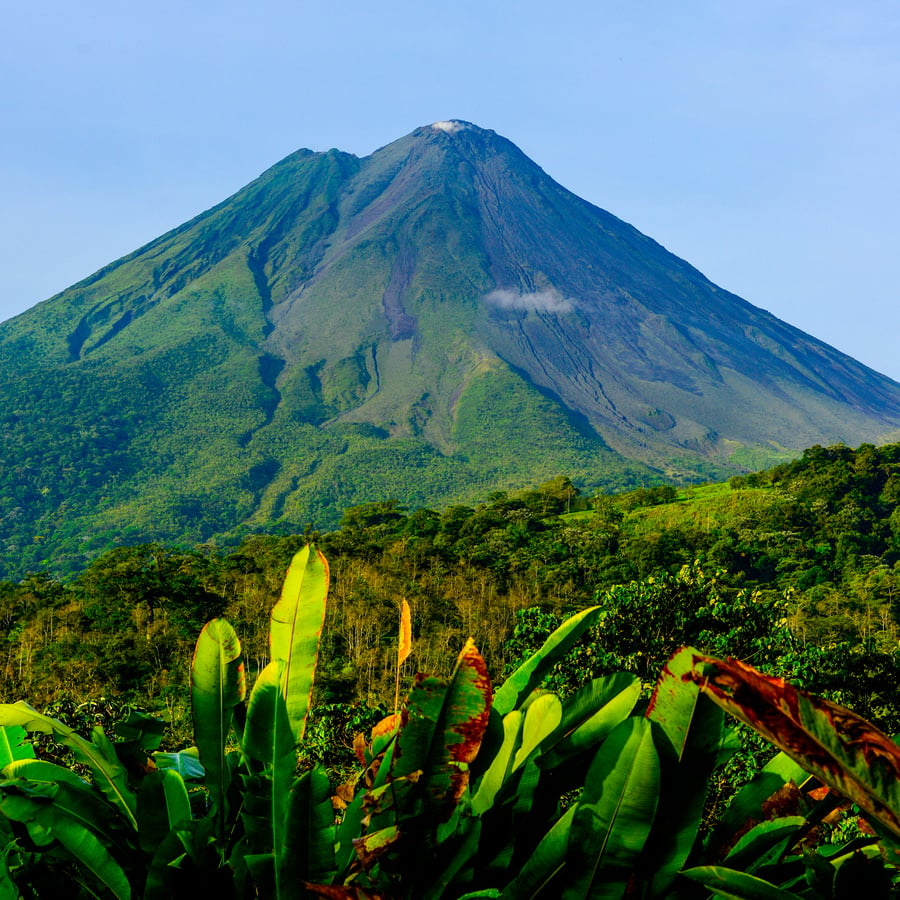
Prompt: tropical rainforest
<box><xmin>2</xmin><ymin>441</ymin><xmax>900</xmax><ymax>897</ymax></box>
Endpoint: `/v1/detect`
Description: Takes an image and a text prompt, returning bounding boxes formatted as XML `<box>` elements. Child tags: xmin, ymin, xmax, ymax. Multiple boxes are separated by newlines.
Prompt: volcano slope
<box><xmin>2</xmin><ymin>120</ymin><xmax>899</xmax><ymax>575</ymax></box>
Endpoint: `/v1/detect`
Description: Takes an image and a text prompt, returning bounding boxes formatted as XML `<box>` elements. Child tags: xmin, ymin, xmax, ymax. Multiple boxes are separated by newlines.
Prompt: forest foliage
<box><xmin>4</xmin><ymin>442</ymin><xmax>900</xmax><ymax>733</ymax></box>
<box><xmin>2</xmin><ymin>543</ymin><xmax>900</xmax><ymax>898</ymax></box>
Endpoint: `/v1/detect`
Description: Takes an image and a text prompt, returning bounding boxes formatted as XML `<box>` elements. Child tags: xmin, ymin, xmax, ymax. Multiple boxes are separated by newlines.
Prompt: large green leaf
<box><xmin>0</xmin><ymin>775</ymin><xmax>130</xmax><ymax>857</ymax></box>
<box><xmin>137</xmin><ymin>769</ymin><xmax>193</xmax><ymax>855</ymax></box>
<box><xmin>0</xmin><ymin>725</ymin><xmax>34</xmax><ymax>769</ymax></box>
<box><xmin>513</xmin><ymin>693</ymin><xmax>562</xmax><ymax>771</ymax></box>
<box><xmin>563</xmin><ymin>717</ymin><xmax>660</xmax><ymax>899</ymax></box>
<box><xmin>493</xmin><ymin>606</ymin><xmax>601</xmax><ymax>716</ymax></box>
<box><xmin>3</xmin><ymin>758</ymin><xmax>86</xmax><ymax>789</ymax></box>
<box><xmin>269</xmin><ymin>545</ymin><xmax>329</xmax><ymax>745</ymax></box>
<box><xmin>641</xmin><ymin>647</ymin><xmax>725</xmax><ymax>898</ymax></box>
<box><xmin>240</xmin><ymin>660</ymin><xmax>296</xmax><ymax>896</ymax></box>
<box><xmin>713</xmin><ymin>751</ymin><xmax>810</xmax><ymax>846</ymax></box>
<box><xmin>0</xmin><ymin>703</ymin><xmax>137</xmax><ymax>831</ymax></box>
<box><xmin>282</xmin><ymin>765</ymin><xmax>336</xmax><ymax>888</ymax></box>
<box><xmin>190</xmin><ymin>617</ymin><xmax>245</xmax><ymax>836</ymax></box>
<box><xmin>723</xmin><ymin>817</ymin><xmax>807</xmax><ymax>874</ymax></box>
<box><xmin>681</xmin><ymin>865</ymin><xmax>803</xmax><ymax>899</ymax></box>
<box><xmin>540</xmin><ymin>674</ymin><xmax>640</xmax><ymax>770</ymax></box>
<box><xmin>471</xmin><ymin>711</ymin><xmax>523</xmax><ymax>815</ymax></box>
<box><xmin>0</xmin><ymin>791</ymin><xmax>132</xmax><ymax>898</ymax></box>
<box><xmin>502</xmin><ymin>803</ymin><xmax>576</xmax><ymax>899</ymax></box>
<box><xmin>152</xmin><ymin>747</ymin><xmax>206</xmax><ymax>780</ymax></box>
<box><xmin>686</xmin><ymin>654</ymin><xmax>900</xmax><ymax>840</ymax></box>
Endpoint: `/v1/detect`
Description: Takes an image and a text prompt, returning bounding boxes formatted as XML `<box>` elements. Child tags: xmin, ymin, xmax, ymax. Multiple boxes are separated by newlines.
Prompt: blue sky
<box><xmin>3</xmin><ymin>1</ymin><xmax>899</xmax><ymax>378</ymax></box>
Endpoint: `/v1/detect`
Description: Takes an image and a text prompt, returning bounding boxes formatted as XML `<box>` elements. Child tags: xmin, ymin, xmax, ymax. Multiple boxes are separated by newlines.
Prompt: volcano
<box><xmin>2</xmin><ymin>120</ymin><xmax>899</xmax><ymax>575</ymax></box>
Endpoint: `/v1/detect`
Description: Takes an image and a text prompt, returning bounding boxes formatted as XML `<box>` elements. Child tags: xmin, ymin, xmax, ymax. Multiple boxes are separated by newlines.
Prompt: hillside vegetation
<box><xmin>3</xmin><ymin>442</ymin><xmax>900</xmax><ymax>739</ymax></box>
<box><xmin>3</xmin><ymin>498</ymin><xmax>900</xmax><ymax>897</ymax></box>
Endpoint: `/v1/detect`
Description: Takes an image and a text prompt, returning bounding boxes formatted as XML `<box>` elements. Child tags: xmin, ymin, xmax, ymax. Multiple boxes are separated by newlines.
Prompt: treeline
<box><xmin>4</xmin><ymin>445</ymin><xmax>900</xmax><ymax>736</ymax></box>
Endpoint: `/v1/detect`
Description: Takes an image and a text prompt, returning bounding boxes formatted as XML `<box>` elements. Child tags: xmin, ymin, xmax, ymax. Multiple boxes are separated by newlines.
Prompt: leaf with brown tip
<box><xmin>685</xmin><ymin>654</ymin><xmax>900</xmax><ymax>840</ymax></box>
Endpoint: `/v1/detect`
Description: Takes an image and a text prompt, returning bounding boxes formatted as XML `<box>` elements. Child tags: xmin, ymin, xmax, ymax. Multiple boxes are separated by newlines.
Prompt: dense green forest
<box><xmin>3</xmin><ymin>441</ymin><xmax>900</xmax><ymax>740</ymax></box>
<box><xmin>2</xmin><ymin>506</ymin><xmax>900</xmax><ymax>897</ymax></box>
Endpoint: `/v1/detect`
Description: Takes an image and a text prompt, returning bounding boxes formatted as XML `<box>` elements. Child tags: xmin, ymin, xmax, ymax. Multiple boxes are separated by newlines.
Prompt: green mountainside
<box><xmin>3</xmin><ymin>121</ymin><xmax>900</xmax><ymax>578</ymax></box>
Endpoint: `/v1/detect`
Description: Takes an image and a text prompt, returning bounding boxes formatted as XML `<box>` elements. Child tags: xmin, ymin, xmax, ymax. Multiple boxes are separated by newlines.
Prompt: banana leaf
<box><xmin>471</xmin><ymin>710</ymin><xmax>524</xmax><ymax>815</ymax></box>
<box><xmin>281</xmin><ymin>764</ymin><xmax>336</xmax><ymax>888</ymax></box>
<box><xmin>641</xmin><ymin>647</ymin><xmax>725</xmax><ymax>898</ymax></box>
<box><xmin>240</xmin><ymin>660</ymin><xmax>296</xmax><ymax>896</ymax></box>
<box><xmin>0</xmin><ymin>791</ymin><xmax>132</xmax><ymax>898</ymax></box>
<box><xmin>3</xmin><ymin>758</ymin><xmax>87</xmax><ymax>789</ymax></box>
<box><xmin>723</xmin><ymin>817</ymin><xmax>807</xmax><ymax>874</ymax></box>
<box><xmin>153</xmin><ymin>747</ymin><xmax>206</xmax><ymax>780</ymax></box>
<box><xmin>0</xmin><ymin>702</ymin><xmax>137</xmax><ymax>831</ymax></box>
<box><xmin>137</xmin><ymin>769</ymin><xmax>193</xmax><ymax>855</ymax></box>
<box><xmin>269</xmin><ymin>545</ymin><xmax>329</xmax><ymax>745</ymax></box>
<box><xmin>393</xmin><ymin>638</ymin><xmax>493</xmax><ymax>823</ymax></box>
<box><xmin>712</xmin><ymin>751</ymin><xmax>810</xmax><ymax>846</ymax></box>
<box><xmin>513</xmin><ymin>693</ymin><xmax>562</xmax><ymax>772</ymax></box>
<box><xmin>0</xmin><ymin>775</ymin><xmax>131</xmax><ymax>857</ymax></box>
<box><xmin>501</xmin><ymin>803</ymin><xmax>576</xmax><ymax>899</ymax></box>
<box><xmin>0</xmin><ymin>725</ymin><xmax>34</xmax><ymax>769</ymax></box>
<box><xmin>190</xmin><ymin>617</ymin><xmax>245</xmax><ymax>837</ymax></box>
<box><xmin>539</xmin><ymin>674</ymin><xmax>640</xmax><ymax>770</ymax></box>
<box><xmin>493</xmin><ymin>606</ymin><xmax>601</xmax><ymax>716</ymax></box>
<box><xmin>681</xmin><ymin>865</ymin><xmax>803</xmax><ymax>899</ymax></box>
<box><xmin>685</xmin><ymin>654</ymin><xmax>900</xmax><ymax>840</ymax></box>
<box><xmin>563</xmin><ymin>716</ymin><xmax>660</xmax><ymax>899</ymax></box>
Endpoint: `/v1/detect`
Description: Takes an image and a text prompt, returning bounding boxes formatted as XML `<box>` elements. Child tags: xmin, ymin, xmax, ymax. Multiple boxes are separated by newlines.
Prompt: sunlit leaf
<box><xmin>563</xmin><ymin>717</ymin><xmax>660</xmax><ymax>899</ymax></box>
<box><xmin>270</xmin><ymin>545</ymin><xmax>329</xmax><ymax>744</ymax></box>
<box><xmin>190</xmin><ymin>617</ymin><xmax>245</xmax><ymax>836</ymax></box>
<box><xmin>493</xmin><ymin>606</ymin><xmax>601</xmax><ymax>716</ymax></box>
<box><xmin>0</xmin><ymin>702</ymin><xmax>137</xmax><ymax>831</ymax></box>
<box><xmin>398</xmin><ymin>599</ymin><xmax>412</xmax><ymax>667</ymax></box>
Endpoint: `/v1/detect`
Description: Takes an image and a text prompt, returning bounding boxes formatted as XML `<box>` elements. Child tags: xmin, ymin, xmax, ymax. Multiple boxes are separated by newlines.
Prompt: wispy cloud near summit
<box><xmin>484</xmin><ymin>287</ymin><xmax>574</xmax><ymax>314</ymax></box>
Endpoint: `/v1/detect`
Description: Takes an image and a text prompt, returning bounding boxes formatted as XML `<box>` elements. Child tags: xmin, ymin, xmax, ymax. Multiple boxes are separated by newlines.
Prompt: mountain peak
<box><xmin>2</xmin><ymin>123</ymin><xmax>900</xmax><ymax>576</ymax></box>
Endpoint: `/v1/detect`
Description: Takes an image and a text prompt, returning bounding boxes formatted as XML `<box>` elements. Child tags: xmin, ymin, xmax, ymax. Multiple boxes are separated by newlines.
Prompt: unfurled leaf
<box><xmin>190</xmin><ymin>617</ymin><xmax>245</xmax><ymax>835</ymax></box>
<box><xmin>137</xmin><ymin>769</ymin><xmax>192</xmax><ymax>854</ymax></box>
<box><xmin>241</xmin><ymin>661</ymin><xmax>296</xmax><ymax>896</ymax></box>
<box><xmin>502</xmin><ymin>803</ymin><xmax>575</xmax><ymax>899</ymax></box>
<box><xmin>282</xmin><ymin>765</ymin><xmax>336</xmax><ymax>886</ymax></box>
<box><xmin>714</xmin><ymin>751</ymin><xmax>810</xmax><ymax>847</ymax></box>
<box><xmin>0</xmin><ymin>791</ymin><xmax>131</xmax><ymax>898</ymax></box>
<box><xmin>685</xmin><ymin>654</ymin><xmax>900</xmax><ymax>840</ymax></box>
<box><xmin>642</xmin><ymin>647</ymin><xmax>725</xmax><ymax>897</ymax></box>
<box><xmin>393</xmin><ymin>638</ymin><xmax>493</xmax><ymax>821</ymax></box>
<box><xmin>4</xmin><ymin>758</ymin><xmax>90</xmax><ymax>790</ymax></box>
<box><xmin>152</xmin><ymin>747</ymin><xmax>206</xmax><ymax>780</ymax></box>
<box><xmin>398</xmin><ymin>599</ymin><xmax>412</xmax><ymax>666</ymax></box>
<box><xmin>540</xmin><ymin>673</ymin><xmax>640</xmax><ymax>770</ymax></box>
<box><xmin>513</xmin><ymin>693</ymin><xmax>562</xmax><ymax>771</ymax></box>
<box><xmin>471</xmin><ymin>710</ymin><xmax>524</xmax><ymax>815</ymax></box>
<box><xmin>270</xmin><ymin>545</ymin><xmax>329</xmax><ymax>744</ymax></box>
<box><xmin>724</xmin><ymin>817</ymin><xmax>806</xmax><ymax>874</ymax></box>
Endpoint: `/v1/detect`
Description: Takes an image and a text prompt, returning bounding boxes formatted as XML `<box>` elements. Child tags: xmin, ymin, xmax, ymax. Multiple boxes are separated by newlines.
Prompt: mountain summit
<box><xmin>3</xmin><ymin>121</ymin><xmax>899</xmax><ymax>574</ymax></box>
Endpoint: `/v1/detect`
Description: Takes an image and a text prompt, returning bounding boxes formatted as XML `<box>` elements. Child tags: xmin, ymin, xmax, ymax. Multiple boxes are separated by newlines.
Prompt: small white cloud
<box><xmin>484</xmin><ymin>287</ymin><xmax>575</xmax><ymax>314</ymax></box>
<box><xmin>431</xmin><ymin>120</ymin><xmax>469</xmax><ymax>134</ymax></box>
